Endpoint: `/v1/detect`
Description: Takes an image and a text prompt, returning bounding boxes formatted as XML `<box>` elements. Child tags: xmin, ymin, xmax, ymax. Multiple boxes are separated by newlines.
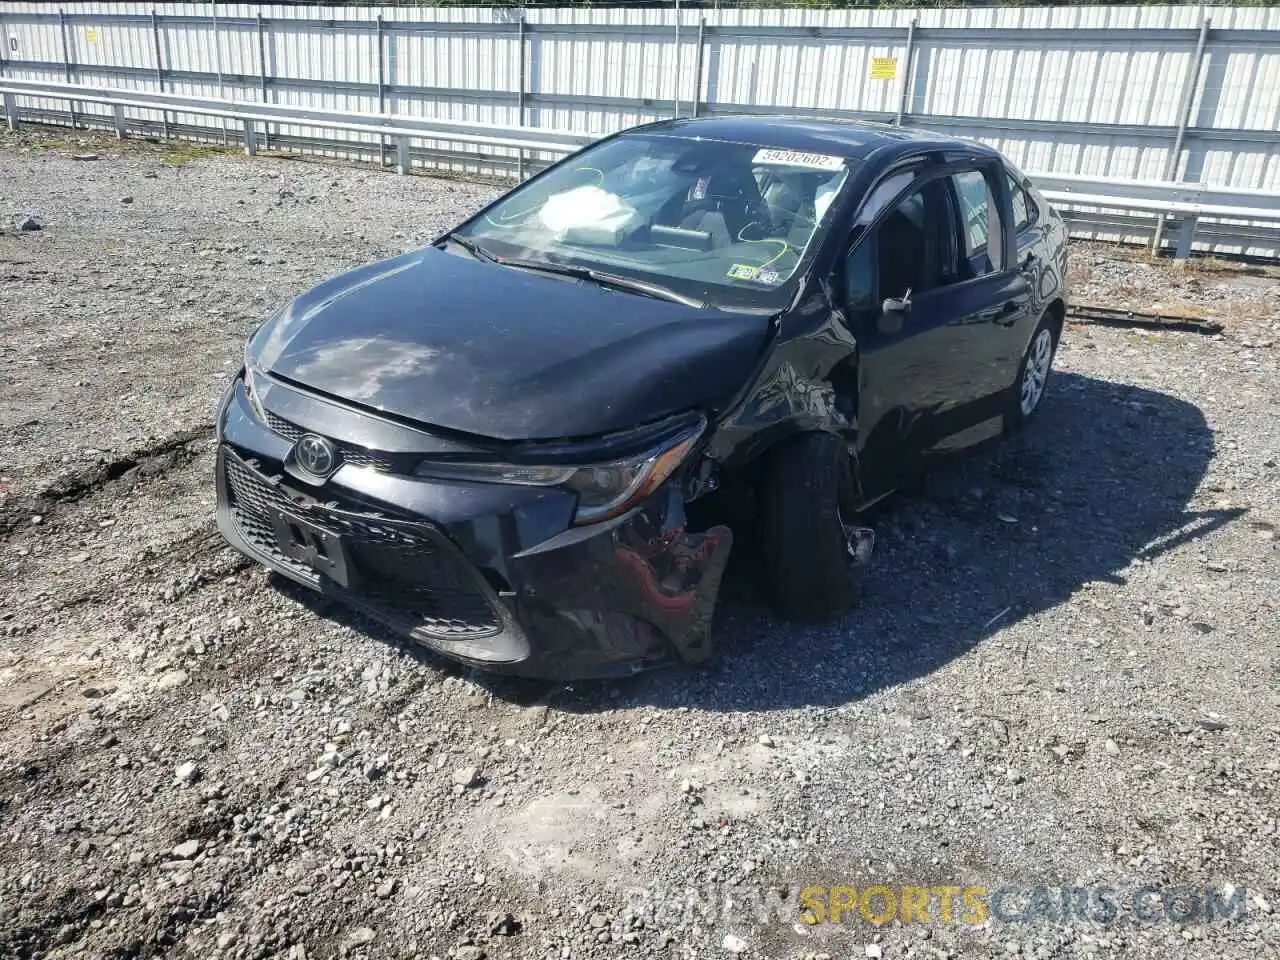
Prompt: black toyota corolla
<box><xmin>216</xmin><ymin>116</ymin><xmax>1068</xmax><ymax>679</ymax></box>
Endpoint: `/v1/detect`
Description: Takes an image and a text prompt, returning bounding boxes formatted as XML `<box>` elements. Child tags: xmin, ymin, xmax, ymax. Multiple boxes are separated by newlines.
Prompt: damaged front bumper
<box><xmin>214</xmin><ymin>378</ymin><xmax>732</xmax><ymax>679</ymax></box>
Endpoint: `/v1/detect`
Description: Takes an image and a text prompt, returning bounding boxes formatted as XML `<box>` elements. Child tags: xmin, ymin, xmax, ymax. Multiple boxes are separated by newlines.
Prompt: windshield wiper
<box><xmin>497</xmin><ymin>257</ymin><xmax>706</xmax><ymax>309</ymax></box>
<box><xmin>445</xmin><ymin>238</ymin><xmax>704</xmax><ymax>309</ymax></box>
<box><xmin>587</xmin><ymin>269</ymin><xmax>707</xmax><ymax>309</ymax></box>
<box><xmin>445</xmin><ymin>233</ymin><xmax>500</xmax><ymax>264</ymax></box>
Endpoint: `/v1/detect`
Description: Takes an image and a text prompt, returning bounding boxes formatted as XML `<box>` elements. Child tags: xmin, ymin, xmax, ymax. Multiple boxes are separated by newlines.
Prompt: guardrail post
<box><xmin>396</xmin><ymin>136</ymin><xmax>410</xmax><ymax>175</ymax></box>
<box><xmin>895</xmin><ymin>18</ymin><xmax>917</xmax><ymax>126</ymax></box>
<box><xmin>213</xmin><ymin>2</ymin><xmax>228</xmax><ymax>146</ymax></box>
<box><xmin>376</xmin><ymin>13</ymin><xmax>387</xmax><ymax>168</ymax></box>
<box><xmin>257</xmin><ymin>9</ymin><xmax>270</xmax><ymax>150</ymax></box>
<box><xmin>1153</xmin><ymin>16</ymin><xmax>1211</xmax><ymax>255</ymax></box>
<box><xmin>3</xmin><ymin>92</ymin><xmax>18</xmax><ymax>131</ymax></box>
<box><xmin>672</xmin><ymin>0</ymin><xmax>682</xmax><ymax>118</ymax></box>
<box><xmin>516</xmin><ymin>14</ymin><xmax>526</xmax><ymax>181</ymax></box>
<box><xmin>58</xmin><ymin>8</ymin><xmax>77</xmax><ymax>129</ymax></box>
<box><xmin>112</xmin><ymin>103</ymin><xmax>125</xmax><ymax>138</ymax></box>
<box><xmin>243</xmin><ymin>118</ymin><xmax>257</xmax><ymax>156</ymax></box>
<box><xmin>691</xmin><ymin>16</ymin><xmax>705</xmax><ymax>118</ymax></box>
<box><xmin>1174</xmin><ymin>215</ymin><xmax>1199</xmax><ymax>261</ymax></box>
<box><xmin>150</xmin><ymin>9</ymin><xmax>169</xmax><ymax>138</ymax></box>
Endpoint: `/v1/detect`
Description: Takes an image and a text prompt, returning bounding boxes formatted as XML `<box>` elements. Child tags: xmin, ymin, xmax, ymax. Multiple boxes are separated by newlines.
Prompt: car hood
<box><xmin>249</xmin><ymin>247</ymin><xmax>770</xmax><ymax>441</ymax></box>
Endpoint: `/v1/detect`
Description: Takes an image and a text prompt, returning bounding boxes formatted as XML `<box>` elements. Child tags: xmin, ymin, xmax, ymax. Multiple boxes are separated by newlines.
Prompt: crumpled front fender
<box><xmin>508</xmin><ymin>484</ymin><xmax>733</xmax><ymax>676</ymax></box>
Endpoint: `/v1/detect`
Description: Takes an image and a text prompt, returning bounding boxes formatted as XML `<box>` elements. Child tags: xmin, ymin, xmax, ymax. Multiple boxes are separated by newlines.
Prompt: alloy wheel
<box><xmin>1019</xmin><ymin>328</ymin><xmax>1054</xmax><ymax>416</ymax></box>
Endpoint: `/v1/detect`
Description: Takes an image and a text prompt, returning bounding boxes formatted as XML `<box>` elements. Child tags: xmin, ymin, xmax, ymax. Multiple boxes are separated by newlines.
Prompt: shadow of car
<box><xmin>539</xmin><ymin>370</ymin><xmax>1238</xmax><ymax>712</ymax></box>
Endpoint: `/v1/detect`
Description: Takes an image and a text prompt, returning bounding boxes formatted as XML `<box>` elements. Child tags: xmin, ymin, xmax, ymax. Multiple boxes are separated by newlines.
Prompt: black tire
<box><xmin>1005</xmin><ymin>309</ymin><xmax>1059</xmax><ymax>433</ymax></box>
<box><xmin>756</xmin><ymin>432</ymin><xmax>862</xmax><ymax>620</ymax></box>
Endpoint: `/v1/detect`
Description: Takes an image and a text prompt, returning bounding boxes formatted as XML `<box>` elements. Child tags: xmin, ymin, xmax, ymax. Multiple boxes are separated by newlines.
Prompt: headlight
<box><xmin>410</xmin><ymin>462</ymin><xmax>575</xmax><ymax>486</ymax></box>
<box><xmin>414</xmin><ymin>423</ymin><xmax>703</xmax><ymax>525</ymax></box>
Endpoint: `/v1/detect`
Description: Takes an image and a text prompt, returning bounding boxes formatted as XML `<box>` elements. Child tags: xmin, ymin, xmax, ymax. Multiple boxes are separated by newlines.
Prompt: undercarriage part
<box><xmin>1066</xmin><ymin>303</ymin><xmax>1224</xmax><ymax>335</ymax></box>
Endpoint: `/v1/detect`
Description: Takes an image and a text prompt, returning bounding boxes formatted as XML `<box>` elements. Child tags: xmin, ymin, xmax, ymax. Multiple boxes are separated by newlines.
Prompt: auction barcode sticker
<box><xmin>753</xmin><ymin>149</ymin><xmax>845</xmax><ymax>171</ymax></box>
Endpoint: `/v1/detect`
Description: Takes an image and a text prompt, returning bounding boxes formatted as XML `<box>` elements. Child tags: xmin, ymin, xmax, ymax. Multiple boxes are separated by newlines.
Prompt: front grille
<box><xmin>263</xmin><ymin>411</ymin><xmax>409</xmax><ymax>475</ymax></box>
<box><xmin>223</xmin><ymin>447</ymin><xmax>502</xmax><ymax>641</ymax></box>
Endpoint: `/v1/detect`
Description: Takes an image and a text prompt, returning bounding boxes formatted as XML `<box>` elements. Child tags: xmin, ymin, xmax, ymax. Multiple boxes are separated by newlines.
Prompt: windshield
<box><xmin>452</xmin><ymin>133</ymin><xmax>854</xmax><ymax>311</ymax></box>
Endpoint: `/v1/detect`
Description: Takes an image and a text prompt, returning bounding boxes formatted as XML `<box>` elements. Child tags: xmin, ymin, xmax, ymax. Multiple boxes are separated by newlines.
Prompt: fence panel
<box><xmin>1</xmin><ymin>2</ymin><xmax>1277</xmax><ymax>255</ymax></box>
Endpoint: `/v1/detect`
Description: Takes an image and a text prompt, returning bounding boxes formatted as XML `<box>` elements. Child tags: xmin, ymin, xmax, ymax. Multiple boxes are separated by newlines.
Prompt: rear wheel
<box><xmin>756</xmin><ymin>433</ymin><xmax>865</xmax><ymax>620</ymax></box>
<box><xmin>1006</xmin><ymin>311</ymin><xmax>1058</xmax><ymax>431</ymax></box>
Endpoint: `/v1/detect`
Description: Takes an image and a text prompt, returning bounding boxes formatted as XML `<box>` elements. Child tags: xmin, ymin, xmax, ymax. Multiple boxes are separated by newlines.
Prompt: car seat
<box><xmin>676</xmin><ymin>165</ymin><xmax>767</xmax><ymax>246</ymax></box>
<box><xmin>877</xmin><ymin>209</ymin><xmax>925</xmax><ymax>301</ymax></box>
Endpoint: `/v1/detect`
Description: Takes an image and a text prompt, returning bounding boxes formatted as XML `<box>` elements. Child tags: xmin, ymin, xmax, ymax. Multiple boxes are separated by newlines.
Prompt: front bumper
<box><xmin>215</xmin><ymin>378</ymin><xmax>732</xmax><ymax>680</ymax></box>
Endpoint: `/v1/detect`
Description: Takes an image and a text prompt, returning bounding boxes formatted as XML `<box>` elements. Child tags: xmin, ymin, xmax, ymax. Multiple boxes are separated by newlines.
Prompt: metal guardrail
<box><xmin>4</xmin><ymin>78</ymin><xmax>1278</xmax><ymax>260</ymax></box>
<box><xmin>0</xmin><ymin>78</ymin><xmax>594</xmax><ymax>169</ymax></box>
<box><xmin>1034</xmin><ymin>172</ymin><xmax>1280</xmax><ymax>259</ymax></box>
<box><xmin>1034</xmin><ymin>172</ymin><xmax>1280</xmax><ymax>218</ymax></box>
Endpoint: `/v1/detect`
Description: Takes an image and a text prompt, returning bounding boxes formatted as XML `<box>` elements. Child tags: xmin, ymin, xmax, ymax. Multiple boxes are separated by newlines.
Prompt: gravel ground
<box><xmin>1</xmin><ymin>130</ymin><xmax>1278</xmax><ymax>960</ymax></box>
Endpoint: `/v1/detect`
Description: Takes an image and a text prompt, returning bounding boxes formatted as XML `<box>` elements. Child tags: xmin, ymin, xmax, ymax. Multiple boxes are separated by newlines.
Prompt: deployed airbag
<box><xmin>539</xmin><ymin>185</ymin><xmax>641</xmax><ymax>245</ymax></box>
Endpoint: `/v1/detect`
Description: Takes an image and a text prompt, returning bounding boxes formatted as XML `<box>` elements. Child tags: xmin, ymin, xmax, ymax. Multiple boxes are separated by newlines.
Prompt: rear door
<box><xmin>1001</xmin><ymin>168</ymin><xmax>1063</xmax><ymax>372</ymax></box>
<box><xmin>929</xmin><ymin>162</ymin><xmax>1035</xmax><ymax>437</ymax></box>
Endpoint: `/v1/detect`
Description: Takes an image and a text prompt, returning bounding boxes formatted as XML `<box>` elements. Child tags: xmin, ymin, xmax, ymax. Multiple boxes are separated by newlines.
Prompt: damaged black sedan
<box><xmin>216</xmin><ymin>116</ymin><xmax>1068</xmax><ymax>679</ymax></box>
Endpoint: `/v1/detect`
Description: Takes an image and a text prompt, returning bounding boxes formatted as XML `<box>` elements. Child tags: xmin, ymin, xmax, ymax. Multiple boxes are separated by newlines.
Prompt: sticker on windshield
<box><xmin>726</xmin><ymin>263</ymin><xmax>784</xmax><ymax>285</ymax></box>
<box><xmin>752</xmin><ymin>148</ymin><xmax>845</xmax><ymax>171</ymax></box>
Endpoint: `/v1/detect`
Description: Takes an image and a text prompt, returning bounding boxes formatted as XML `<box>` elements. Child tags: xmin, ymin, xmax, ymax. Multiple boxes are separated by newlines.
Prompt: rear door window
<box><xmin>948</xmin><ymin>168</ymin><xmax>1004</xmax><ymax>278</ymax></box>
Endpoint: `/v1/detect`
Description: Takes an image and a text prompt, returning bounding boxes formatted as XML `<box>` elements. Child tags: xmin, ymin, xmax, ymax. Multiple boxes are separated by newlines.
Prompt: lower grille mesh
<box><xmin>223</xmin><ymin>448</ymin><xmax>502</xmax><ymax>640</ymax></box>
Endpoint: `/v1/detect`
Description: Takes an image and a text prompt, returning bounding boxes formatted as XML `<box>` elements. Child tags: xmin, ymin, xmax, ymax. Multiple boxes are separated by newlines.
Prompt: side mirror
<box><xmin>877</xmin><ymin>289</ymin><xmax>912</xmax><ymax>335</ymax></box>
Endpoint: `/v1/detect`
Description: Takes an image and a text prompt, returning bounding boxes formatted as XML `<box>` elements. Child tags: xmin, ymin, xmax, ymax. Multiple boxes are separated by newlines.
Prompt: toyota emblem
<box><xmin>294</xmin><ymin>433</ymin><xmax>338</xmax><ymax>477</ymax></box>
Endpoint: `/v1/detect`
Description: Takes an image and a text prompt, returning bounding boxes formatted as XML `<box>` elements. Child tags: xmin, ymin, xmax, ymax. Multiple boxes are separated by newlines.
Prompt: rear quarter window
<box><xmin>1008</xmin><ymin>175</ymin><xmax>1036</xmax><ymax>232</ymax></box>
<box><xmin>1007</xmin><ymin>171</ymin><xmax>1042</xmax><ymax>234</ymax></box>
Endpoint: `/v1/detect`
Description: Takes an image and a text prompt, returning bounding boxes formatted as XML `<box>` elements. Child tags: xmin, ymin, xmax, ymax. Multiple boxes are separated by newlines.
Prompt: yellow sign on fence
<box><xmin>869</xmin><ymin>56</ymin><xmax>898</xmax><ymax>81</ymax></box>
<box><xmin>85</xmin><ymin>27</ymin><xmax>99</xmax><ymax>45</ymax></box>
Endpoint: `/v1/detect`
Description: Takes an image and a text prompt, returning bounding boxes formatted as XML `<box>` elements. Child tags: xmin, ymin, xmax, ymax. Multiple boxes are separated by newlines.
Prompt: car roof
<box><xmin>636</xmin><ymin>115</ymin><xmax>993</xmax><ymax>164</ymax></box>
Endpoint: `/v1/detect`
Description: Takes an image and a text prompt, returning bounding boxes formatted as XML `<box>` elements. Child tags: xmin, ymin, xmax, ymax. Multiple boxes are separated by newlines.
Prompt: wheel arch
<box><xmin>704</xmin><ymin>320</ymin><xmax>863</xmax><ymax>498</ymax></box>
<box><xmin>725</xmin><ymin>421</ymin><xmax>850</xmax><ymax>479</ymax></box>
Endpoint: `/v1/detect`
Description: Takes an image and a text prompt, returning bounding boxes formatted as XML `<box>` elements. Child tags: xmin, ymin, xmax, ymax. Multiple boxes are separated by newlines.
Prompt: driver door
<box><xmin>836</xmin><ymin>173</ymin><xmax>968</xmax><ymax>502</ymax></box>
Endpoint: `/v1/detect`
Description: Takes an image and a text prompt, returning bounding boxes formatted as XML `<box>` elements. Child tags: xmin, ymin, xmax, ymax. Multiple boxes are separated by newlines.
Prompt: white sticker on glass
<box><xmin>752</xmin><ymin>149</ymin><xmax>845</xmax><ymax>172</ymax></box>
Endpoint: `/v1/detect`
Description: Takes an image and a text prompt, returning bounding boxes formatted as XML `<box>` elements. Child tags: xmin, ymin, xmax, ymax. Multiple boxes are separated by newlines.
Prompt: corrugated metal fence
<box><xmin>2</xmin><ymin>3</ymin><xmax>1278</xmax><ymax>252</ymax></box>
